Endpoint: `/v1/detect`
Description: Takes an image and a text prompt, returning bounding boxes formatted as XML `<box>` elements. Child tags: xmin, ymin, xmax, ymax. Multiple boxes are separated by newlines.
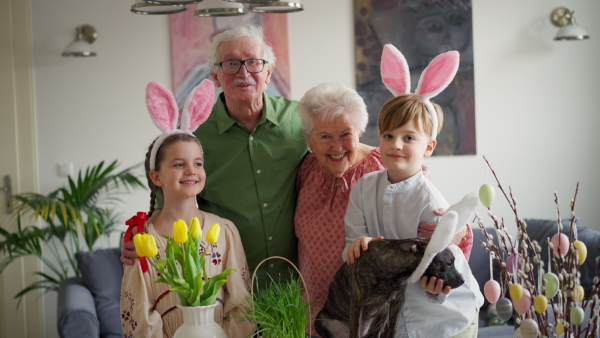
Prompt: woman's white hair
<box><xmin>297</xmin><ymin>82</ymin><xmax>369</xmax><ymax>136</ymax></box>
<box><xmin>208</xmin><ymin>24</ymin><xmax>276</xmax><ymax>72</ymax></box>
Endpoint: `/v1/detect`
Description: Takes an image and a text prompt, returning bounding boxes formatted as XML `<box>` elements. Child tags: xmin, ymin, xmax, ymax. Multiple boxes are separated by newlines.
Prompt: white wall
<box><xmin>28</xmin><ymin>0</ymin><xmax>600</xmax><ymax>336</ymax></box>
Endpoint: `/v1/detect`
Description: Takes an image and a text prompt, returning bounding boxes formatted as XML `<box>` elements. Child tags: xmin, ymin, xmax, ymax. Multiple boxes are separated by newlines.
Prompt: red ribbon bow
<box><xmin>125</xmin><ymin>212</ymin><xmax>149</xmax><ymax>272</ymax></box>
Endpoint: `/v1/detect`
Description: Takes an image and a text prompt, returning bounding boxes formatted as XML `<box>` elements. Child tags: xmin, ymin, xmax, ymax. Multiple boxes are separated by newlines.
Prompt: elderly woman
<box><xmin>295</xmin><ymin>82</ymin><xmax>473</xmax><ymax>337</ymax></box>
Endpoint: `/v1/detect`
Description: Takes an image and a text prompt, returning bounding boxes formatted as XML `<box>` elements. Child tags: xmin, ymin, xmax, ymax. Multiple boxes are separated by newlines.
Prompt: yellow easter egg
<box><xmin>571</xmin><ymin>306</ymin><xmax>584</xmax><ymax>325</ymax></box>
<box><xmin>479</xmin><ymin>183</ymin><xmax>495</xmax><ymax>207</ymax></box>
<box><xmin>572</xmin><ymin>285</ymin><xmax>585</xmax><ymax>302</ymax></box>
<box><xmin>510</xmin><ymin>283</ymin><xmax>523</xmax><ymax>301</ymax></box>
<box><xmin>556</xmin><ymin>322</ymin><xmax>564</xmax><ymax>335</ymax></box>
<box><xmin>573</xmin><ymin>240</ymin><xmax>587</xmax><ymax>265</ymax></box>
<box><xmin>534</xmin><ymin>294</ymin><xmax>548</xmax><ymax>313</ymax></box>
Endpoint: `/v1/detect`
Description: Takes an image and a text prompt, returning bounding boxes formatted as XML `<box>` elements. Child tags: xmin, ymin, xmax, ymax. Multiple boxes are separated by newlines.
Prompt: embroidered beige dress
<box><xmin>120</xmin><ymin>210</ymin><xmax>254</xmax><ymax>338</ymax></box>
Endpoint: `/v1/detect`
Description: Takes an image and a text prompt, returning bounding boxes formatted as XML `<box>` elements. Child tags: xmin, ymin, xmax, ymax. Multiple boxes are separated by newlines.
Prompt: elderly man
<box><xmin>122</xmin><ymin>24</ymin><xmax>308</xmax><ymax>285</ymax></box>
<box><xmin>196</xmin><ymin>24</ymin><xmax>307</xmax><ymax>282</ymax></box>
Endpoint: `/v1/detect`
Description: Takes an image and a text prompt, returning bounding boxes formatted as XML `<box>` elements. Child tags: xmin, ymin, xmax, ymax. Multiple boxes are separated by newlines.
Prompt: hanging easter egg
<box><xmin>510</xmin><ymin>283</ymin><xmax>523</xmax><ymax>301</ymax></box>
<box><xmin>479</xmin><ymin>183</ymin><xmax>495</xmax><ymax>207</ymax></box>
<box><xmin>496</xmin><ymin>297</ymin><xmax>513</xmax><ymax>321</ymax></box>
<box><xmin>556</xmin><ymin>322</ymin><xmax>565</xmax><ymax>336</ymax></box>
<box><xmin>573</xmin><ymin>240</ymin><xmax>587</xmax><ymax>265</ymax></box>
<box><xmin>571</xmin><ymin>306</ymin><xmax>584</xmax><ymax>325</ymax></box>
<box><xmin>506</xmin><ymin>254</ymin><xmax>522</xmax><ymax>274</ymax></box>
<box><xmin>534</xmin><ymin>294</ymin><xmax>548</xmax><ymax>313</ymax></box>
<box><xmin>520</xmin><ymin>318</ymin><xmax>539</xmax><ymax>338</ymax></box>
<box><xmin>513</xmin><ymin>289</ymin><xmax>532</xmax><ymax>315</ymax></box>
<box><xmin>484</xmin><ymin>280</ymin><xmax>501</xmax><ymax>304</ymax></box>
<box><xmin>551</xmin><ymin>233</ymin><xmax>569</xmax><ymax>258</ymax></box>
<box><xmin>513</xmin><ymin>328</ymin><xmax>522</xmax><ymax>338</ymax></box>
<box><xmin>572</xmin><ymin>285</ymin><xmax>585</xmax><ymax>302</ymax></box>
<box><xmin>543</xmin><ymin>272</ymin><xmax>559</xmax><ymax>298</ymax></box>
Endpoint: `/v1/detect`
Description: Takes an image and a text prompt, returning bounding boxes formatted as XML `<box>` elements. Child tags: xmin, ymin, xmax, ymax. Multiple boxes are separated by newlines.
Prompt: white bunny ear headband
<box><xmin>408</xmin><ymin>192</ymin><xmax>479</xmax><ymax>284</ymax></box>
<box><xmin>380</xmin><ymin>44</ymin><xmax>460</xmax><ymax>140</ymax></box>
<box><xmin>146</xmin><ymin>79</ymin><xmax>215</xmax><ymax>170</ymax></box>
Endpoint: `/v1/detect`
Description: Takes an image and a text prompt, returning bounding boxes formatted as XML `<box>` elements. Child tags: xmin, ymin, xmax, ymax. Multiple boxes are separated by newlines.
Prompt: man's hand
<box><xmin>121</xmin><ymin>240</ymin><xmax>138</xmax><ymax>265</ymax></box>
<box><xmin>346</xmin><ymin>236</ymin><xmax>384</xmax><ymax>265</ymax></box>
<box><xmin>420</xmin><ymin>275</ymin><xmax>451</xmax><ymax>295</ymax></box>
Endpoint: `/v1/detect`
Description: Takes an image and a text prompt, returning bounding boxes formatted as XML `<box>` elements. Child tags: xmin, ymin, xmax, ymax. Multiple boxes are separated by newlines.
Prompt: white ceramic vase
<box><xmin>173</xmin><ymin>303</ymin><xmax>227</xmax><ymax>338</ymax></box>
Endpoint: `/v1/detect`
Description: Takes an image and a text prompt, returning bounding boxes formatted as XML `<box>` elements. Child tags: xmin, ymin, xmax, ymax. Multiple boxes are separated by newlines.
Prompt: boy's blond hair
<box><xmin>377</xmin><ymin>94</ymin><xmax>444</xmax><ymax>138</ymax></box>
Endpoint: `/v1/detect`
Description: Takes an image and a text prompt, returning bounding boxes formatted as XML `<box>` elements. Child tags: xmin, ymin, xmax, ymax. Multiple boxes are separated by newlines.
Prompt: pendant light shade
<box><xmin>194</xmin><ymin>0</ymin><xmax>247</xmax><ymax>17</ymax></box>
<box><xmin>249</xmin><ymin>1</ymin><xmax>303</xmax><ymax>13</ymax></box>
<box><xmin>131</xmin><ymin>0</ymin><xmax>187</xmax><ymax>15</ymax></box>
<box><xmin>550</xmin><ymin>7</ymin><xmax>590</xmax><ymax>41</ymax></box>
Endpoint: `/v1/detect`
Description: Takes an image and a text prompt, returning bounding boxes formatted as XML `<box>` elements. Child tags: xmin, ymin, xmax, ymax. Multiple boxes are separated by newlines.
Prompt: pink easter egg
<box><xmin>506</xmin><ymin>254</ymin><xmax>522</xmax><ymax>274</ymax></box>
<box><xmin>484</xmin><ymin>280</ymin><xmax>501</xmax><ymax>304</ymax></box>
<box><xmin>551</xmin><ymin>233</ymin><xmax>569</xmax><ymax>258</ymax></box>
<box><xmin>513</xmin><ymin>289</ymin><xmax>531</xmax><ymax>315</ymax></box>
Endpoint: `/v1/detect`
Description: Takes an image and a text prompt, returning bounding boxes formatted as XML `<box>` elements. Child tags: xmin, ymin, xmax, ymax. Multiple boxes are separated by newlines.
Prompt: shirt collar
<box><xmin>214</xmin><ymin>92</ymin><xmax>280</xmax><ymax>134</ymax></box>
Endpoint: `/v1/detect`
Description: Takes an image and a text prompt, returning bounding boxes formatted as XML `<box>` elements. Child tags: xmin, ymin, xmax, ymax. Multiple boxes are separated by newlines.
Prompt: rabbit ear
<box><xmin>415</xmin><ymin>51</ymin><xmax>459</xmax><ymax>100</ymax></box>
<box><xmin>146</xmin><ymin>81</ymin><xmax>179</xmax><ymax>133</ymax></box>
<box><xmin>180</xmin><ymin>79</ymin><xmax>215</xmax><ymax>133</ymax></box>
<box><xmin>381</xmin><ymin>44</ymin><xmax>411</xmax><ymax>96</ymax></box>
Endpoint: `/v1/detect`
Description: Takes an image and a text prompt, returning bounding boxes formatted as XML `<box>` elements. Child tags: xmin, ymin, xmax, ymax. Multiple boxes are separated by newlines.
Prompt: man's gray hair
<box><xmin>297</xmin><ymin>82</ymin><xmax>369</xmax><ymax>136</ymax></box>
<box><xmin>208</xmin><ymin>24</ymin><xmax>276</xmax><ymax>72</ymax></box>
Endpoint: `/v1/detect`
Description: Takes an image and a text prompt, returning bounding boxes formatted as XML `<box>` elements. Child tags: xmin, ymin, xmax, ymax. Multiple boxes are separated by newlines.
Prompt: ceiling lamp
<box><xmin>144</xmin><ymin>0</ymin><xmax>201</xmax><ymax>4</ymax></box>
<box><xmin>249</xmin><ymin>1</ymin><xmax>303</xmax><ymax>13</ymax></box>
<box><xmin>194</xmin><ymin>0</ymin><xmax>247</xmax><ymax>17</ymax></box>
<box><xmin>61</xmin><ymin>25</ymin><xmax>97</xmax><ymax>57</ymax></box>
<box><xmin>550</xmin><ymin>7</ymin><xmax>590</xmax><ymax>41</ymax></box>
<box><xmin>131</xmin><ymin>0</ymin><xmax>187</xmax><ymax>15</ymax></box>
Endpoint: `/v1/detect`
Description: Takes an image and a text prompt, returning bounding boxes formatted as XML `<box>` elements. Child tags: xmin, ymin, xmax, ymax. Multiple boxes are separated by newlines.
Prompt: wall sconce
<box><xmin>249</xmin><ymin>1</ymin><xmax>303</xmax><ymax>13</ymax></box>
<box><xmin>62</xmin><ymin>25</ymin><xmax>97</xmax><ymax>57</ymax></box>
<box><xmin>194</xmin><ymin>0</ymin><xmax>247</xmax><ymax>17</ymax></box>
<box><xmin>131</xmin><ymin>0</ymin><xmax>187</xmax><ymax>15</ymax></box>
<box><xmin>550</xmin><ymin>7</ymin><xmax>589</xmax><ymax>41</ymax></box>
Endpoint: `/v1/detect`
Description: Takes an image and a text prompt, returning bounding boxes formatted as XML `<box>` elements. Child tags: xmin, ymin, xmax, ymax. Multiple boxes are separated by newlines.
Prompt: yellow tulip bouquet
<box><xmin>133</xmin><ymin>217</ymin><xmax>238</xmax><ymax>306</ymax></box>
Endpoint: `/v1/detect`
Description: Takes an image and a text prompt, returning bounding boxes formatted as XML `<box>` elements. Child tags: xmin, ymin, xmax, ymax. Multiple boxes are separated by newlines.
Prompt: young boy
<box><xmin>343</xmin><ymin>94</ymin><xmax>483</xmax><ymax>338</ymax></box>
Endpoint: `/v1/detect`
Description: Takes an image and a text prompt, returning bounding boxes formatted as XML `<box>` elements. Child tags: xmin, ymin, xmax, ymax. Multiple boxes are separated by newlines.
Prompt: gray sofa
<box><xmin>56</xmin><ymin>219</ymin><xmax>599</xmax><ymax>338</ymax></box>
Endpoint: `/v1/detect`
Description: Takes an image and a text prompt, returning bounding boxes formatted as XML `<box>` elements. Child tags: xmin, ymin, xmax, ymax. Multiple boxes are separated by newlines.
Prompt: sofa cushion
<box><xmin>75</xmin><ymin>248</ymin><xmax>123</xmax><ymax>338</ymax></box>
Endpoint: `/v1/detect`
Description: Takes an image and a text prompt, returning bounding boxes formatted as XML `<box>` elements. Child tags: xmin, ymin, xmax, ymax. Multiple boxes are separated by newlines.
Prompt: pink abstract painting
<box><xmin>170</xmin><ymin>8</ymin><xmax>291</xmax><ymax>105</ymax></box>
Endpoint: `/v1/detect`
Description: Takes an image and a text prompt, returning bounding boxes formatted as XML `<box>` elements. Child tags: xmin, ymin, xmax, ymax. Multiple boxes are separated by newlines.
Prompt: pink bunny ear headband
<box><xmin>380</xmin><ymin>44</ymin><xmax>460</xmax><ymax>140</ymax></box>
<box><xmin>146</xmin><ymin>79</ymin><xmax>215</xmax><ymax>170</ymax></box>
<box><xmin>408</xmin><ymin>192</ymin><xmax>479</xmax><ymax>284</ymax></box>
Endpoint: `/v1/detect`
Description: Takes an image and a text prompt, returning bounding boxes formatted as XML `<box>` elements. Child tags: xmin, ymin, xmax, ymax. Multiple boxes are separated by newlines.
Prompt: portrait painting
<box><xmin>170</xmin><ymin>9</ymin><xmax>291</xmax><ymax>106</ymax></box>
<box><xmin>354</xmin><ymin>0</ymin><xmax>476</xmax><ymax>156</ymax></box>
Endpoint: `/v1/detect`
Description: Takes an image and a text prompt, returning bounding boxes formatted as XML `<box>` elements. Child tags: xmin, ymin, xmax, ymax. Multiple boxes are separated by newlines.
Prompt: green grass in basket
<box><xmin>245</xmin><ymin>274</ymin><xmax>310</xmax><ymax>338</ymax></box>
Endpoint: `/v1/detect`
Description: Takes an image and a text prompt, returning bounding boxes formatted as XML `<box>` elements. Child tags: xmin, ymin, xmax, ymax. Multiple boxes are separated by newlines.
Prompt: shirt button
<box><xmin>250</xmin><ymin>136</ymin><xmax>254</xmax><ymax>141</ymax></box>
<box><xmin>263</xmin><ymin>203</ymin><xmax>268</xmax><ymax>207</ymax></box>
<box><xmin>270</xmin><ymin>264</ymin><xmax>274</xmax><ymax>268</ymax></box>
<box><xmin>257</xmin><ymin>170</ymin><xmax>262</xmax><ymax>174</ymax></box>
<box><xmin>268</xmin><ymin>236</ymin><xmax>273</xmax><ymax>240</ymax></box>
<box><xmin>405</xmin><ymin>317</ymin><xmax>410</xmax><ymax>321</ymax></box>
<box><xmin>384</xmin><ymin>205</ymin><xmax>388</xmax><ymax>210</ymax></box>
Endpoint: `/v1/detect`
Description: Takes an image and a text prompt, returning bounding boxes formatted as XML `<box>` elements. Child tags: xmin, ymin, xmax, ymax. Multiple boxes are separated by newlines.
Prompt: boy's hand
<box><xmin>420</xmin><ymin>276</ymin><xmax>451</xmax><ymax>295</ymax></box>
<box><xmin>346</xmin><ymin>236</ymin><xmax>384</xmax><ymax>265</ymax></box>
<box><xmin>120</xmin><ymin>240</ymin><xmax>138</xmax><ymax>265</ymax></box>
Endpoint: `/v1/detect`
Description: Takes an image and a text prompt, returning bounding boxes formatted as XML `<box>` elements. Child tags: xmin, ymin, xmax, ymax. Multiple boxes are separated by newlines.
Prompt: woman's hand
<box><xmin>346</xmin><ymin>236</ymin><xmax>384</xmax><ymax>265</ymax></box>
<box><xmin>420</xmin><ymin>275</ymin><xmax>451</xmax><ymax>295</ymax></box>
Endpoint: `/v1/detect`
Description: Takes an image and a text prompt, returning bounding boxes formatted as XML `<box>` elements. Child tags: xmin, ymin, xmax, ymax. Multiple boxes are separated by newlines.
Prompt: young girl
<box><xmin>120</xmin><ymin>80</ymin><xmax>254</xmax><ymax>338</ymax></box>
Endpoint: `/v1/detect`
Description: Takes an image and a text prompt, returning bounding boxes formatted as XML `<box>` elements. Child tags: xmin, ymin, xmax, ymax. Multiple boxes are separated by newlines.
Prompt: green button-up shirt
<box><xmin>196</xmin><ymin>92</ymin><xmax>308</xmax><ymax>285</ymax></box>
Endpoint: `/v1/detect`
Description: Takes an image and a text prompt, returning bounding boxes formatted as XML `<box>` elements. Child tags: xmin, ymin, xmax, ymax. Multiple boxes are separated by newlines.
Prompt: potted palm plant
<box><xmin>0</xmin><ymin>160</ymin><xmax>145</xmax><ymax>302</ymax></box>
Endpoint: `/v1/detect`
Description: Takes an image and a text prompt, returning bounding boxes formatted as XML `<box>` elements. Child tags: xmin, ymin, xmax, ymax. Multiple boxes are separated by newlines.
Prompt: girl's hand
<box><xmin>420</xmin><ymin>275</ymin><xmax>451</xmax><ymax>295</ymax></box>
<box><xmin>121</xmin><ymin>239</ymin><xmax>138</xmax><ymax>265</ymax></box>
<box><xmin>346</xmin><ymin>236</ymin><xmax>384</xmax><ymax>265</ymax></box>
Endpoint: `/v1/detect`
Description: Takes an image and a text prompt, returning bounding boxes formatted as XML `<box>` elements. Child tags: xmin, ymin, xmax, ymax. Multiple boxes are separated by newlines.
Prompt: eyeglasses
<box><xmin>214</xmin><ymin>59</ymin><xmax>268</xmax><ymax>75</ymax></box>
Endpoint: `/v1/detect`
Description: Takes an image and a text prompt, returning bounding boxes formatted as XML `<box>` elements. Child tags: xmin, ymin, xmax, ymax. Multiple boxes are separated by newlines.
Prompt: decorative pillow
<box><xmin>75</xmin><ymin>248</ymin><xmax>124</xmax><ymax>338</ymax></box>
